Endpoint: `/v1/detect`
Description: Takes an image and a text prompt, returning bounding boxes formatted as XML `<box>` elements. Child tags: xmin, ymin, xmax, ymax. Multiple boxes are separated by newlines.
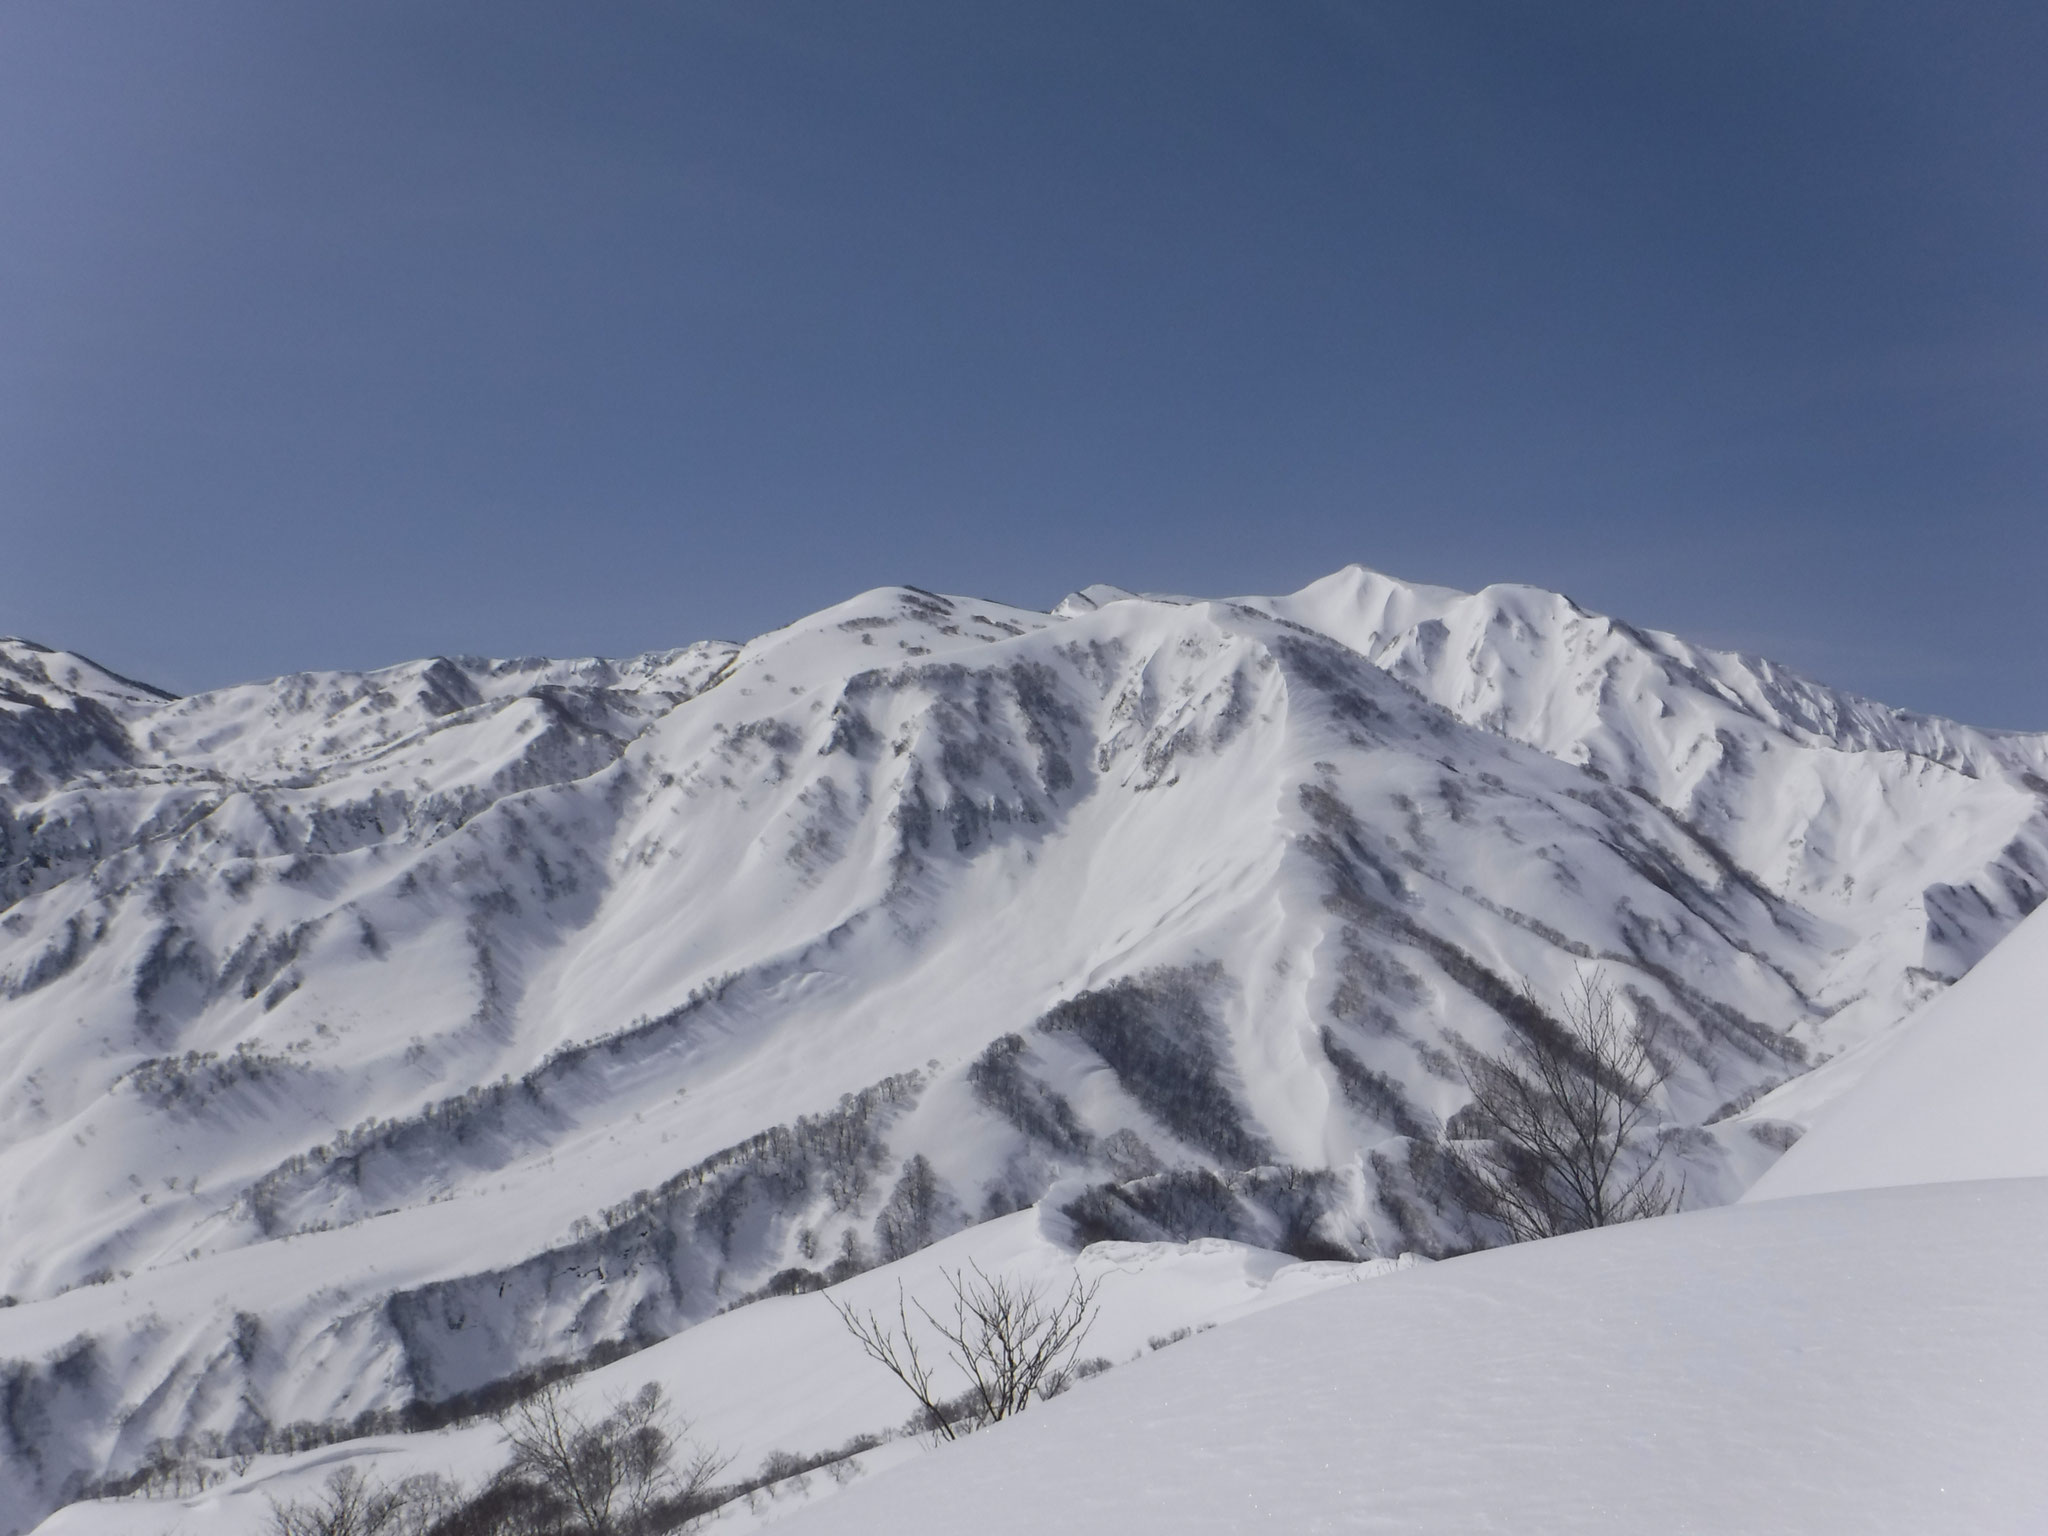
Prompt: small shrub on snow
<box><xmin>830</xmin><ymin>1263</ymin><xmax>1099</xmax><ymax>1441</ymax></box>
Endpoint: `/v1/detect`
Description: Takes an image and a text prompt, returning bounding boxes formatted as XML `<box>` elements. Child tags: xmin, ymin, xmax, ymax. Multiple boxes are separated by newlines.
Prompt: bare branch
<box><xmin>829</xmin><ymin>1284</ymin><xmax>962</xmax><ymax>1440</ymax></box>
<box><xmin>499</xmin><ymin>1377</ymin><xmax>722</xmax><ymax>1535</ymax></box>
<box><xmin>833</xmin><ymin>1264</ymin><xmax>1100</xmax><ymax>1439</ymax></box>
<box><xmin>1445</xmin><ymin>967</ymin><xmax>1680</xmax><ymax>1242</ymax></box>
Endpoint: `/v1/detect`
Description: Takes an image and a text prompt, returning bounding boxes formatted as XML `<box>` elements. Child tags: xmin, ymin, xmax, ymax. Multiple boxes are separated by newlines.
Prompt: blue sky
<box><xmin>3</xmin><ymin>2</ymin><xmax>2044</xmax><ymax>725</ymax></box>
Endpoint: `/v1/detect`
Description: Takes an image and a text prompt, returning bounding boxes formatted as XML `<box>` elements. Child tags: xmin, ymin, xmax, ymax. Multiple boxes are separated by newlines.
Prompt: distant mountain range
<box><xmin>5</xmin><ymin>567</ymin><xmax>2046</xmax><ymax>1531</ymax></box>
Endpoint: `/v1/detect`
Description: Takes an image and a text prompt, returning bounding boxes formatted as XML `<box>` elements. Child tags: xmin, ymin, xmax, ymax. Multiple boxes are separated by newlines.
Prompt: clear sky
<box><xmin>3</xmin><ymin>2</ymin><xmax>2044</xmax><ymax>725</ymax></box>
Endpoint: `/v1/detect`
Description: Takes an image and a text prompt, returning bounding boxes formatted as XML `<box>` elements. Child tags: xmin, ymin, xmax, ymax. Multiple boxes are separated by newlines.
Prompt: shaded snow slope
<box><xmin>3</xmin><ymin>570</ymin><xmax>2045</xmax><ymax>1528</ymax></box>
<box><xmin>778</xmin><ymin>1179</ymin><xmax>2048</xmax><ymax>1536</ymax></box>
<box><xmin>1746</xmin><ymin>900</ymin><xmax>2048</xmax><ymax>1201</ymax></box>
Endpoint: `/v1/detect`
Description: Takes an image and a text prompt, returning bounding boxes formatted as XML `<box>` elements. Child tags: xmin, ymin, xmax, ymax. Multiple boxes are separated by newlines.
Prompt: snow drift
<box><xmin>773</xmin><ymin>1177</ymin><xmax>2048</xmax><ymax>1536</ymax></box>
<box><xmin>1746</xmin><ymin>897</ymin><xmax>2048</xmax><ymax>1201</ymax></box>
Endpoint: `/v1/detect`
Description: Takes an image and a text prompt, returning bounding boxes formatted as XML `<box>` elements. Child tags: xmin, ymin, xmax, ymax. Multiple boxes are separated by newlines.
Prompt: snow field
<box><xmin>1747</xmin><ymin>897</ymin><xmax>2048</xmax><ymax>1201</ymax></box>
<box><xmin>777</xmin><ymin>1178</ymin><xmax>2048</xmax><ymax>1536</ymax></box>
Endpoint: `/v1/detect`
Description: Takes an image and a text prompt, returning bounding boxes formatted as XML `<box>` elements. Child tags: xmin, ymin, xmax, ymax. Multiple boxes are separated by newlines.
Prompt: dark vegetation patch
<box><xmin>875</xmin><ymin>1154</ymin><xmax>966</xmax><ymax>1261</ymax></box>
<box><xmin>1609</xmin><ymin>925</ymin><xmax>1807</xmax><ymax>1068</ymax></box>
<box><xmin>216</xmin><ymin>919</ymin><xmax>321</xmax><ymax>1003</ymax></box>
<box><xmin>2</xmin><ymin>912</ymin><xmax>100</xmax><ymax>997</ymax></box>
<box><xmin>384</xmin><ymin>1071</ymin><xmax>924</xmax><ymax>1405</ymax></box>
<box><xmin>1319</xmin><ymin>1028</ymin><xmax>1436</xmax><ymax>1140</ymax></box>
<box><xmin>119</xmin><ymin>1043</ymin><xmax>300</xmax><ymax>1113</ymax></box>
<box><xmin>1705</xmin><ymin>1078</ymin><xmax>1788</xmax><ymax>1123</ymax></box>
<box><xmin>1367</xmin><ymin>1142</ymin><xmax>1496</xmax><ymax>1259</ymax></box>
<box><xmin>966</xmin><ymin>1034</ymin><xmax>1092</xmax><ymax>1157</ymax></box>
<box><xmin>1060</xmin><ymin>1165</ymin><xmax>1353</xmax><ymax>1261</ymax></box>
<box><xmin>1272</xmin><ymin>634</ymin><xmax>1403</xmax><ymax>741</ymax></box>
<box><xmin>239</xmin><ymin>973</ymin><xmax>744</xmax><ymax>1236</ymax></box>
<box><xmin>1038</xmin><ymin>966</ymin><xmax>1271</xmax><ymax>1169</ymax></box>
<box><xmin>1324</xmin><ymin>926</ymin><xmax>1421</xmax><ymax>1034</ymax></box>
<box><xmin>130</xmin><ymin>923</ymin><xmax>211</xmax><ymax>1037</ymax></box>
<box><xmin>1747</xmin><ymin>1120</ymin><xmax>1803</xmax><ymax>1152</ymax></box>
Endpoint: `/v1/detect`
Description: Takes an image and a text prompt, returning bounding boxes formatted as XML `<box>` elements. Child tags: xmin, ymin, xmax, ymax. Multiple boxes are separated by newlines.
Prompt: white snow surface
<box><xmin>29</xmin><ymin>1209</ymin><xmax>1399</xmax><ymax>1535</ymax></box>
<box><xmin>5</xmin><ymin>568</ymin><xmax>2048</xmax><ymax>1529</ymax></box>
<box><xmin>1747</xmin><ymin>898</ymin><xmax>2048</xmax><ymax>1201</ymax></box>
<box><xmin>776</xmin><ymin>1178</ymin><xmax>2048</xmax><ymax>1536</ymax></box>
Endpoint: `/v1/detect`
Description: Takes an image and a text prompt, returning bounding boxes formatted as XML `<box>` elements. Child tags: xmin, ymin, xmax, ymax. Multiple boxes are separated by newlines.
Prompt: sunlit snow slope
<box><xmin>776</xmin><ymin>1178</ymin><xmax>2048</xmax><ymax>1536</ymax></box>
<box><xmin>3</xmin><ymin>569</ymin><xmax>2045</xmax><ymax>1529</ymax></box>
<box><xmin>1746</xmin><ymin>898</ymin><xmax>2048</xmax><ymax>1201</ymax></box>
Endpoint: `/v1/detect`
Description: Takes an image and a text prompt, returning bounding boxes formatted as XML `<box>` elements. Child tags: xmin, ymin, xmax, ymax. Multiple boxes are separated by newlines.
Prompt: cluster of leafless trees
<box><xmin>1444</xmin><ymin>969</ymin><xmax>1682</xmax><ymax>1241</ymax></box>
<box><xmin>266</xmin><ymin>1383</ymin><xmax>724</xmax><ymax>1536</ymax></box>
<box><xmin>267</xmin><ymin>1467</ymin><xmax>460</xmax><ymax>1536</ymax></box>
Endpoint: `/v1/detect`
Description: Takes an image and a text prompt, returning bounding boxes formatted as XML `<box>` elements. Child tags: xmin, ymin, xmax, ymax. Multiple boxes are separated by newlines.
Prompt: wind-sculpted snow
<box><xmin>2</xmin><ymin>568</ymin><xmax>2046</xmax><ymax>1531</ymax></box>
<box><xmin>772</xmin><ymin>1179</ymin><xmax>2048</xmax><ymax>1536</ymax></box>
<box><xmin>1746</xmin><ymin>898</ymin><xmax>2048</xmax><ymax>1201</ymax></box>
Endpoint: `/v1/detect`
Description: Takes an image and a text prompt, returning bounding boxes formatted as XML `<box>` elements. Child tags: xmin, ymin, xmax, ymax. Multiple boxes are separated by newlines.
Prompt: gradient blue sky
<box><xmin>3</xmin><ymin>2</ymin><xmax>2044</xmax><ymax>724</ymax></box>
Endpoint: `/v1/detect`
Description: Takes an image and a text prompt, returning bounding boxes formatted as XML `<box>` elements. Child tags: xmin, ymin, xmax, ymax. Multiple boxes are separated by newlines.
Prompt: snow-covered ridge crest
<box><xmin>1266</xmin><ymin>566</ymin><xmax>2048</xmax><ymax>988</ymax></box>
<box><xmin>0</xmin><ymin>569</ymin><xmax>2043</xmax><ymax>1532</ymax></box>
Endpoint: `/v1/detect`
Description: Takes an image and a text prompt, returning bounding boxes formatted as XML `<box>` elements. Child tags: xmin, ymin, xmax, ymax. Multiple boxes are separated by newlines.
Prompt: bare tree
<box><xmin>500</xmin><ymin>1381</ymin><xmax>724</xmax><ymax>1536</ymax></box>
<box><xmin>830</xmin><ymin>1263</ymin><xmax>1099</xmax><ymax>1442</ymax></box>
<box><xmin>829</xmin><ymin>1283</ymin><xmax>958</xmax><ymax>1440</ymax></box>
<box><xmin>1445</xmin><ymin>969</ymin><xmax>1681</xmax><ymax>1242</ymax></box>
<box><xmin>267</xmin><ymin>1468</ymin><xmax>460</xmax><ymax>1536</ymax></box>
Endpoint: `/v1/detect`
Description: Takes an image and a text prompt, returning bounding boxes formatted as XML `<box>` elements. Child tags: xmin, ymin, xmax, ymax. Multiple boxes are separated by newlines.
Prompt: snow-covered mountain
<box><xmin>4</xmin><ymin>568</ymin><xmax>2046</xmax><ymax>1532</ymax></box>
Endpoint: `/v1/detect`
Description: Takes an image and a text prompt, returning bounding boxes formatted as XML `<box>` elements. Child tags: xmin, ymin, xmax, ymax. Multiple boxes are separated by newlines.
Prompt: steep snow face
<box><xmin>1745</xmin><ymin>899</ymin><xmax>2048</xmax><ymax>1202</ymax></box>
<box><xmin>0</xmin><ymin>573</ymin><xmax>2043</xmax><ymax>1531</ymax></box>
<box><xmin>771</xmin><ymin>1178</ymin><xmax>2048</xmax><ymax>1536</ymax></box>
<box><xmin>1269</xmin><ymin>569</ymin><xmax>2048</xmax><ymax>1020</ymax></box>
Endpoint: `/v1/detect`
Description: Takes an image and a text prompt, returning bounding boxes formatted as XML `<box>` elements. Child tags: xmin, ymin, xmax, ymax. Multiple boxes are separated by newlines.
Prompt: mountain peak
<box><xmin>0</xmin><ymin>636</ymin><xmax>180</xmax><ymax>707</ymax></box>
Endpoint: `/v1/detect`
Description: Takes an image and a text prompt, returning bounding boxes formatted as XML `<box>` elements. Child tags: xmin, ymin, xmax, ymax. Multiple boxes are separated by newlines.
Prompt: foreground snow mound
<box><xmin>1747</xmin><ymin>900</ymin><xmax>2048</xmax><ymax>1201</ymax></box>
<box><xmin>780</xmin><ymin>1179</ymin><xmax>2048</xmax><ymax>1536</ymax></box>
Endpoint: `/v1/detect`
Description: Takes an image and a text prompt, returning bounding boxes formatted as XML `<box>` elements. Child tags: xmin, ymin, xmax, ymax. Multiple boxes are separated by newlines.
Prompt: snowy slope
<box><xmin>1260</xmin><ymin>567</ymin><xmax>2048</xmax><ymax>1035</ymax></box>
<box><xmin>773</xmin><ymin>1178</ymin><xmax>2048</xmax><ymax>1536</ymax></box>
<box><xmin>1745</xmin><ymin>898</ymin><xmax>2048</xmax><ymax>1201</ymax></box>
<box><xmin>3</xmin><ymin>568</ymin><xmax>2045</xmax><ymax>1529</ymax></box>
<box><xmin>30</xmin><ymin>1208</ymin><xmax>1393</xmax><ymax>1535</ymax></box>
